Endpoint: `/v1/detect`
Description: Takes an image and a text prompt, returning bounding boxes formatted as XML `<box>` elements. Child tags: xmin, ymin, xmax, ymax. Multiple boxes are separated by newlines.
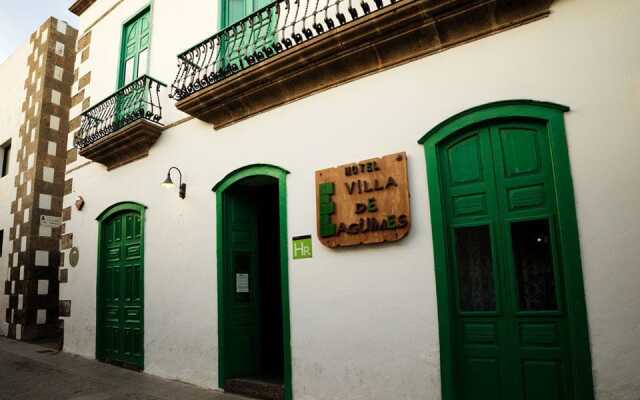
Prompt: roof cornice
<box><xmin>69</xmin><ymin>0</ymin><xmax>96</xmax><ymax>16</ymax></box>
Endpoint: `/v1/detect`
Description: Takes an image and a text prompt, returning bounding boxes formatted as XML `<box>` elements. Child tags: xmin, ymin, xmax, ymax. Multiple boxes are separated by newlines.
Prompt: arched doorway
<box><xmin>213</xmin><ymin>164</ymin><xmax>292</xmax><ymax>400</ymax></box>
<box><xmin>96</xmin><ymin>201</ymin><xmax>146</xmax><ymax>370</ymax></box>
<box><xmin>419</xmin><ymin>101</ymin><xmax>594</xmax><ymax>400</ymax></box>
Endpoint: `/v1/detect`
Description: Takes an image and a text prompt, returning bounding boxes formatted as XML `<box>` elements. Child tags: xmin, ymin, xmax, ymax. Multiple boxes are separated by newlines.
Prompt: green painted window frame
<box><xmin>95</xmin><ymin>201</ymin><xmax>147</xmax><ymax>368</ymax></box>
<box><xmin>218</xmin><ymin>0</ymin><xmax>232</xmax><ymax>30</ymax></box>
<box><xmin>212</xmin><ymin>164</ymin><xmax>293</xmax><ymax>400</ymax></box>
<box><xmin>418</xmin><ymin>100</ymin><xmax>594</xmax><ymax>400</ymax></box>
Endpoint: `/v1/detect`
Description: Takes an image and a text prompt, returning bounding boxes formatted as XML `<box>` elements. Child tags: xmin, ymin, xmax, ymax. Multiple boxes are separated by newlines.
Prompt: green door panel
<box><xmin>463</xmin><ymin>357</ymin><xmax>501</xmax><ymax>400</ymax></box>
<box><xmin>98</xmin><ymin>208</ymin><xmax>144</xmax><ymax>369</ymax></box>
<box><xmin>227</xmin><ymin>0</ymin><xmax>248</xmax><ymax>24</ymax></box>
<box><xmin>224</xmin><ymin>190</ymin><xmax>260</xmax><ymax>378</ymax></box>
<box><xmin>522</xmin><ymin>360</ymin><xmax>565</xmax><ymax>400</ymax></box>
<box><xmin>438</xmin><ymin>121</ymin><xmax>572</xmax><ymax>399</ymax></box>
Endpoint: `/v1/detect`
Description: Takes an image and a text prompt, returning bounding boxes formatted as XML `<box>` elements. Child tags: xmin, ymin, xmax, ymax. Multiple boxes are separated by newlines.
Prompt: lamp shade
<box><xmin>162</xmin><ymin>173</ymin><xmax>174</xmax><ymax>188</ymax></box>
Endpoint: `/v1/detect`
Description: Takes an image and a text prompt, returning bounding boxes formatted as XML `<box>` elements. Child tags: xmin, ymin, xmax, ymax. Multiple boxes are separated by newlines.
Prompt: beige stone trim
<box><xmin>69</xmin><ymin>115</ymin><xmax>81</xmax><ymax>131</ymax></box>
<box><xmin>78</xmin><ymin>72</ymin><xmax>91</xmax><ymax>90</ymax></box>
<box><xmin>77</xmin><ymin>31</ymin><xmax>91</xmax><ymax>51</ymax></box>
<box><xmin>80</xmin><ymin>47</ymin><xmax>90</xmax><ymax>63</ymax></box>
<box><xmin>81</xmin><ymin>97</ymin><xmax>91</xmax><ymax>111</ymax></box>
<box><xmin>71</xmin><ymin>90</ymin><xmax>85</xmax><ymax>107</ymax></box>
<box><xmin>62</xmin><ymin>207</ymin><xmax>71</xmax><ymax>221</ymax></box>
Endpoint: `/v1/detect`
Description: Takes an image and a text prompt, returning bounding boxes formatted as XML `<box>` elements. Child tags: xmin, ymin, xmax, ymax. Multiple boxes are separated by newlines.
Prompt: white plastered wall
<box><xmin>63</xmin><ymin>0</ymin><xmax>640</xmax><ymax>399</ymax></box>
<box><xmin>0</xmin><ymin>42</ymin><xmax>30</xmax><ymax>336</ymax></box>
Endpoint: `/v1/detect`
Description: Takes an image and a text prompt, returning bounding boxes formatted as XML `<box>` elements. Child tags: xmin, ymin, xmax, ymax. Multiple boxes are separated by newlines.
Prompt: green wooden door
<box><xmin>439</xmin><ymin>121</ymin><xmax>572</xmax><ymax>399</ymax></box>
<box><xmin>223</xmin><ymin>189</ymin><xmax>261</xmax><ymax>379</ymax></box>
<box><xmin>98</xmin><ymin>210</ymin><xmax>144</xmax><ymax>369</ymax></box>
<box><xmin>117</xmin><ymin>9</ymin><xmax>150</xmax><ymax>121</ymax></box>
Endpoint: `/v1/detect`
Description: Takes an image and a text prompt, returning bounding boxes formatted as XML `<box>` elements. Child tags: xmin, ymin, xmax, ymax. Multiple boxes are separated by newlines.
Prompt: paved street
<box><xmin>0</xmin><ymin>337</ymin><xmax>248</xmax><ymax>400</ymax></box>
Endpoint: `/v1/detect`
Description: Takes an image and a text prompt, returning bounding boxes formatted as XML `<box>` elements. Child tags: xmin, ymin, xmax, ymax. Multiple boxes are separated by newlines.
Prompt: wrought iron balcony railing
<box><xmin>170</xmin><ymin>0</ymin><xmax>400</xmax><ymax>101</ymax></box>
<box><xmin>75</xmin><ymin>75</ymin><xmax>166</xmax><ymax>150</ymax></box>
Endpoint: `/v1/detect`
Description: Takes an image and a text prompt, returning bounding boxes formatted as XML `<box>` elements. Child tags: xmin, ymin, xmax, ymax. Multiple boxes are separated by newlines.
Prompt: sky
<box><xmin>0</xmin><ymin>0</ymin><xmax>79</xmax><ymax>63</ymax></box>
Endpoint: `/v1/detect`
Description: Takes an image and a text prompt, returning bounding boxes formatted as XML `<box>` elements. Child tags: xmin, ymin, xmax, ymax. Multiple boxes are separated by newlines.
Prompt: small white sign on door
<box><xmin>236</xmin><ymin>273</ymin><xmax>249</xmax><ymax>293</ymax></box>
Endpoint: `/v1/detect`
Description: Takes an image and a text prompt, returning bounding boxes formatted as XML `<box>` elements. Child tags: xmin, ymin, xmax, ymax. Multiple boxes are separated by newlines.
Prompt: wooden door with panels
<box><xmin>223</xmin><ymin>188</ymin><xmax>262</xmax><ymax>379</ymax></box>
<box><xmin>97</xmin><ymin>205</ymin><xmax>144</xmax><ymax>369</ymax></box>
<box><xmin>423</xmin><ymin>103</ymin><xmax>595</xmax><ymax>400</ymax></box>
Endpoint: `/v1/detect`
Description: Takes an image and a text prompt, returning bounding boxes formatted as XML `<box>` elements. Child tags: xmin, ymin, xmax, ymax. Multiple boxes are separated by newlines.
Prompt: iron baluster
<box><xmin>75</xmin><ymin>76</ymin><xmax>167</xmax><ymax>150</ymax></box>
<box><xmin>169</xmin><ymin>0</ymin><xmax>400</xmax><ymax>99</ymax></box>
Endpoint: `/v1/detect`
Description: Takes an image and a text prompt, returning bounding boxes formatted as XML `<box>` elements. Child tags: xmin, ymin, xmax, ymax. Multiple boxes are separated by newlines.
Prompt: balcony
<box><xmin>170</xmin><ymin>0</ymin><xmax>553</xmax><ymax>128</ymax></box>
<box><xmin>75</xmin><ymin>75</ymin><xmax>166</xmax><ymax>170</ymax></box>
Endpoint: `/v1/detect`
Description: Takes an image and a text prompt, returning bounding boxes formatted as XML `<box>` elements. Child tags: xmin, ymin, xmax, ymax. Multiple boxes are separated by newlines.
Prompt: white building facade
<box><xmin>59</xmin><ymin>0</ymin><xmax>639</xmax><ymax>399</ymax></box>
<box><xmin>0</xmin><ymin>40</ymin><xmax>26</xmax><ymax>339</ymax></box>
<box><xmin>0</xmin><ymin>37</ymin><xmax>28</xmax><ymax>338</ymax></box>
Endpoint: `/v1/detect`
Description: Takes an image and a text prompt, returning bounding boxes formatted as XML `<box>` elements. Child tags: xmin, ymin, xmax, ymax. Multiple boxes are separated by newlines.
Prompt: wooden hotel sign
<box><xmin>316</xmin><ymin>152</ymin><xmax>411</xmax><ymax>248</ymax></box>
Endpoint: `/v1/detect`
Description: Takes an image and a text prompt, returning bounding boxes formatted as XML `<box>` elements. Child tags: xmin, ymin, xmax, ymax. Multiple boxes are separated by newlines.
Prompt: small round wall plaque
<box><xmin>69</xmin><ymin>247</ymin><xmax>80</xmax><ymax>267</ymax></box>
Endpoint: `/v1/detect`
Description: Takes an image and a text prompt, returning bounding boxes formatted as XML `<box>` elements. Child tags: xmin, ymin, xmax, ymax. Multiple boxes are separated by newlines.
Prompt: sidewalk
<box><xmin>0</xmin><ymin>337</ymin><xmax>248</xmax><ymax>400</ymax></box>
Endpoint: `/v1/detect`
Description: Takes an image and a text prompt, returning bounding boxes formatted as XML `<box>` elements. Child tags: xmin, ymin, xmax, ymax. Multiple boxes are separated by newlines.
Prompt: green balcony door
<box><xmin>97</xmin><ymin>204</ymin><xmax>145</xmax><ymax>369</ymax></box>
<box><xmin>223</xmin><ymin>188</ymin><xmax>261</xmax><ymax>378</ymax></box>
<box><xmin>438</xmin><ymin>121</ymin><xmax>574</xmax><ymax>399</ymax></box>
<box><xmin>116</xmin><ymin>8</ymin><xmax>150</xmax><ymax>121</ymax></box>
<box><xmin>220</xmin><ymin>0</ymin><xmax>276</xmax><ymax>69</ymax></box>
<box><xmin>119</xmin><ymin>9</ymin><xmax>150</xmax><ymax>88</ymax></box>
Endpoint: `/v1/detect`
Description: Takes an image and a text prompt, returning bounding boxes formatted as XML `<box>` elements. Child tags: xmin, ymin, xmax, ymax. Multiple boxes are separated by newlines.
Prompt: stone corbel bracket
<box><xmin>78</xmin><ymin>120</ymin><xmax>162</xmax><ymax>170</ymax></box>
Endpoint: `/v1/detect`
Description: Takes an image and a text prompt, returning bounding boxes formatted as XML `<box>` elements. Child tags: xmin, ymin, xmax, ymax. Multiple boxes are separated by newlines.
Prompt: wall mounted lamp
<box><xmin>162</xmin><ymin>166</ymin><xmax>186</xmax><ymax>199</ymax></box>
